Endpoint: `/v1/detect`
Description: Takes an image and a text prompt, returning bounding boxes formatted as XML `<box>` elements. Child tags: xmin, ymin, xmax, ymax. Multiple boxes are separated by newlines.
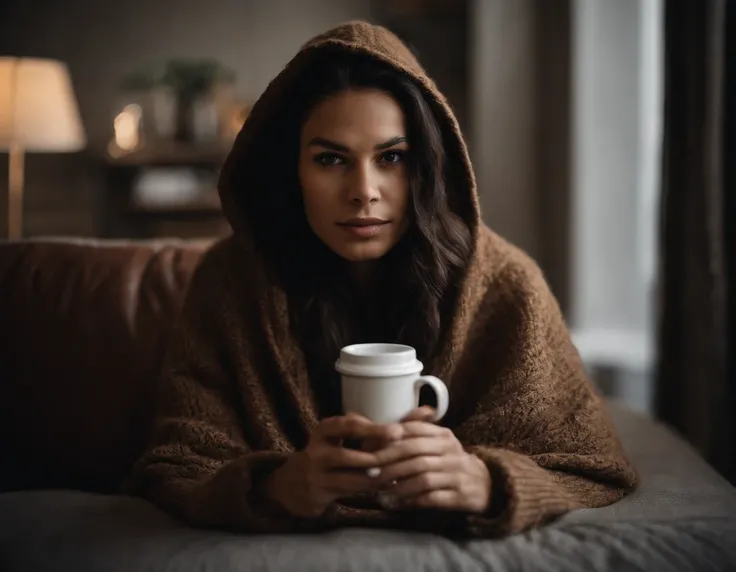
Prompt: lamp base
<box><xmin>8</xmin><ymin>142</ymin><xmax>24</xmax><ymax>239</ymax></box>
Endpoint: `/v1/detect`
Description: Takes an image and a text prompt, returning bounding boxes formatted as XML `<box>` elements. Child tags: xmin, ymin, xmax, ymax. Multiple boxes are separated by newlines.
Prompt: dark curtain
<box><xmin>655</xmin><ymin>0</ymin><xmax>735</xmax><ymax>484</ymax></box>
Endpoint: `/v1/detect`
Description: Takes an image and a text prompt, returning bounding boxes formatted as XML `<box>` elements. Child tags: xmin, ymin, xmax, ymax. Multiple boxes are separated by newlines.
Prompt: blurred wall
<box><xmin>470</xmin><ymin>0</ymin><xmax>571</xmax><ymax>311</ymax></box>
<box><xmin>471</xmin><ymin>0</ymin><xmax>538</xmax><ymax>259</ymax></box>
<box><xmin>0</xmin><ymin>0</ymin><xmax>374</xmax><ymax>236</ymax></box>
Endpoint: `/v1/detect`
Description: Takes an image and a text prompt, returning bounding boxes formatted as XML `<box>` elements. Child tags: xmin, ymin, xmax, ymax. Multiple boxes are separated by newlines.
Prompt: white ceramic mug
<box><xmin>335</xmin><ymin>343</ymin><xmax>449</xmax><ymax>424</ymax></box>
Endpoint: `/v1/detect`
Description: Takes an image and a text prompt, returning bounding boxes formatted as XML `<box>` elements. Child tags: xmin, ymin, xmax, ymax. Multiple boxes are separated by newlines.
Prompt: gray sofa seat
<box><xmin>1</xmin><ymin>403</ymin><xmax>735</xmax><ymax>572</ymax></box>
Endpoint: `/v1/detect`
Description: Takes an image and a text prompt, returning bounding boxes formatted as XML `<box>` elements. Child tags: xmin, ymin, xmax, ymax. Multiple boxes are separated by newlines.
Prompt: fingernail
<box><xmin>366</xmin><ymin>467</ymin><xmax>381</xmax><ymax>478</ymax></box>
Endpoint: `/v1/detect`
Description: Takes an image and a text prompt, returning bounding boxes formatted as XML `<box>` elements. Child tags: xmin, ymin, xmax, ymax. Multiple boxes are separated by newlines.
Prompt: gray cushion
<box><xmin>1</xmin><ymin>404</ymin><xmax>735</xmax><ymax>572</ymax></box>
<box><xmin>565</xmin><ymin>401</ymin><xmax>736</xmax><ymax>522</ymax></box>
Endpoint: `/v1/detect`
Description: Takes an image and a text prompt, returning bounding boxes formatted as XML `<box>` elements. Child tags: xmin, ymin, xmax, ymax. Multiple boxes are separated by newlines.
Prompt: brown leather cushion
<box><xmin>0</xmin><ymin>238</ymin><xmax>210</xmax><ymax>493</ymax></box>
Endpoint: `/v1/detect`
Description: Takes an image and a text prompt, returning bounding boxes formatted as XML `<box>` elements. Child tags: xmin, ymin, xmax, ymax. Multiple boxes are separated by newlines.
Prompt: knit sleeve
<box><xmin>452</xmin><ymin>254</ymin><xmax>638</xmax><ymax>537</ymax></box>
<box><xmin>121</xmin><ymin>242</ymin><xmax>292</xmax><ymax>533</ymax></box>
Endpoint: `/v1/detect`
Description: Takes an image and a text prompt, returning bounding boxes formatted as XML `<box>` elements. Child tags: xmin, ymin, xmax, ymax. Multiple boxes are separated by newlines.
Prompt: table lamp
<box><xmin>0</xmin><ymin>57</ymin><xmax>86</xmax><ymax>238</ymax></box>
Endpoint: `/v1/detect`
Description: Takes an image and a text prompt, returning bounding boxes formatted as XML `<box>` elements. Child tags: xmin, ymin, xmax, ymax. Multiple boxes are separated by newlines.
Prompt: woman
<box><xmin>125</xmin><ymin>21</ymin><xmax>637</xmax><ymax>537</ymax></box>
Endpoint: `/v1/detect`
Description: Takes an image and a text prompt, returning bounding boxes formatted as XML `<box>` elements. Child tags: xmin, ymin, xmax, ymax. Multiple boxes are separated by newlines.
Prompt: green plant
<box><xmin>120</xmin><ymin>59</ymin><xmax>236</xmax><ymax>97</ymax></box>
<box><xmin>162</xmin><ymin>58</ymin><xmax>236</xmax><ymax>100</ymax></box>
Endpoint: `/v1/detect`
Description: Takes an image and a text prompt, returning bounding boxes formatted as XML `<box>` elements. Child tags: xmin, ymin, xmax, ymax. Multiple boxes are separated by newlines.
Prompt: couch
<box><xmin>1</xmin><ymin>238</ymin><xmax>735</xmax><ymax>572</ymax></box>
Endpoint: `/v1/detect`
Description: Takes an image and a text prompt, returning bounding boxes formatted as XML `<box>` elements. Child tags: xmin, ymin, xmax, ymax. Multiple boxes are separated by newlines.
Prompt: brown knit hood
<box><xmin>217</xmin><ymin>20</ymin><xmax>481</xmax><ymax>254</ymax></box>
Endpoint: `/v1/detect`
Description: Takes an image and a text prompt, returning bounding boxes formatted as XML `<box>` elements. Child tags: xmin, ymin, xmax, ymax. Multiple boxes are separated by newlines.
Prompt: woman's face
<box><xmin>298</xmin><ymin>88</ymin><xmax>410</xmax><ymax>263</ymax></box>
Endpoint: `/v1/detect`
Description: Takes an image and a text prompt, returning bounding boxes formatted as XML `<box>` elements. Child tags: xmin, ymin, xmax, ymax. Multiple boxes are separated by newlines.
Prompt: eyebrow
<box><xmin>308</xmin><ymin>136</ymin><xmax>408</xmax><ymax>152</ymax></box>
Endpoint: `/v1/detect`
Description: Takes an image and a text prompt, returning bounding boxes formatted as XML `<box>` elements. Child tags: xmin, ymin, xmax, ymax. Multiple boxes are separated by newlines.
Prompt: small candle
<box><xmin>113</xmin><ymin>104</ymin><xmax>142</xmax><ymax>151</ymax></box>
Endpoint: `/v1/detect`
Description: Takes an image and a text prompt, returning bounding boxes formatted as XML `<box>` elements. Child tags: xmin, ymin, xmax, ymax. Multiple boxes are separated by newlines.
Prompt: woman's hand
<box><xmin>264</xmin><ymin>413</ymin><xmax>401</xmax><ymax>518</ymax></box>
<box><xmin>372</xmin><ymin>407</ymin><xmax>492</xmax><ymax>513</ymax></box>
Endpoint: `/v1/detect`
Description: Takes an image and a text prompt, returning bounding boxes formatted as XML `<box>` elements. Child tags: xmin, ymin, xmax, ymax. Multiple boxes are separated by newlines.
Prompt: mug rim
<box><xmin>335</xmin><ymin>343</ymin><xmax>424</xmax><ymax>377</ymax></box>
<box><xmin>340</xmin><ymin>343</ymin><xmax>415</xmax><ymax>356</ymax></box>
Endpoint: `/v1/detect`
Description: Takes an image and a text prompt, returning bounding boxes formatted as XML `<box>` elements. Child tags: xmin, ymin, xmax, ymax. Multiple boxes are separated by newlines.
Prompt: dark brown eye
<box><xmin>380</xmin><ymin>150</ymin><xmax>405</xmax><ymax>164</ymax></box>
<box><xmin>314</xmin><ymin>153</ymin><xmax>345</xmax><ymax>166</ymax></box>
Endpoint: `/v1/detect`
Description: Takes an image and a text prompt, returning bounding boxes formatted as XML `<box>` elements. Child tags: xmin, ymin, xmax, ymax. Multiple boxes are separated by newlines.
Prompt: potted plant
<box><xmin>162</xmin><ymin>58</ymin><xmax>236</xmax><ymax>142</ymax></box>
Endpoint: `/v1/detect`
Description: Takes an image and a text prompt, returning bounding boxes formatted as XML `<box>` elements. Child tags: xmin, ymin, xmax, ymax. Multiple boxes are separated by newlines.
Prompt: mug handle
<box><xmin>415</xmin><ymin>375</ymin><xmax>449</xmax><ymax>422</ymax></box>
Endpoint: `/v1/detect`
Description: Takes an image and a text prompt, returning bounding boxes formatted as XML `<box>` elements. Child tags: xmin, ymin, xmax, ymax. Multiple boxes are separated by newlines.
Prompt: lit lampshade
<box><xmin>0</xmin><ymin>57</ymin><xmax>86</xmax><ymax>238</ymax></box>
<box><xmin>0</xmin><ymin>57</ymin><xmax>86</xmax><ymax>151</ymax></box>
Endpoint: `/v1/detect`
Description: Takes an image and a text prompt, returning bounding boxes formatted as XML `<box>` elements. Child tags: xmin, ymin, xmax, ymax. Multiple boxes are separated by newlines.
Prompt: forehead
<box><xmin>301</xmin><ymin>89</ymin><xmax>406</xmax><ymax>146</ymax></box>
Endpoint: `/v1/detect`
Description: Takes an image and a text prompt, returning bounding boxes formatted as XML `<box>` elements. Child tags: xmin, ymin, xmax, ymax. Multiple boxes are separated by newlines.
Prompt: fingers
<box><xmin>379</xmin><ymin>455</ymin><xmax>491</xmax><ymax>513</ymax></box>
<box><xmin>317</xmin><ymin>414</ymin><xmax>402</xmax><ymax>442</ymax></box>
<box><xmin>319</xmin><ymin>445</ymin><xmax>380</xmax><ymax>470</ymax></box>
<box><xmin>391</xmin><ymin>471</ymin><xmax>459</xmax><ymax>497</ymax></box>
<box><xmin>373</xmin><ymin>436</ymin><xmax>458</xmax><ymax>466</ymax></box>
<box><xmin>376</xmin><ymin>454</ymin><xmax>462</xmax><ymax>485</ymax></box>
<box><xmin>401</xmin><ymin>406</ymin><xmax>437</xmax><ymax>422</ymax></box>
<box><xmin>378</xmin><ymin>485</ymin><xmax>461</xmax><ymax>511</ymax></box>
<box><xmin>398</xmin><ymin>421</ymin><xmax>455</xmax><ymax>439</ymax></box>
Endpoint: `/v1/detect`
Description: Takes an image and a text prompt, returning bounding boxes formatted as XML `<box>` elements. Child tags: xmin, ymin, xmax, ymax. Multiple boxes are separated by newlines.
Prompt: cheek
<box><xmin>299</xmin><ymin>164</ymin><xmax>337</xmax><ymax>224</ymax></box>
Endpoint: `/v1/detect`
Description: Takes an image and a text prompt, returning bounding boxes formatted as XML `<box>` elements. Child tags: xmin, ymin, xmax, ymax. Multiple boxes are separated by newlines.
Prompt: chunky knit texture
<box><xmin>124</xmin><ymin>21</ymin><xmax>637</xmax><ymax>537</ymax></box>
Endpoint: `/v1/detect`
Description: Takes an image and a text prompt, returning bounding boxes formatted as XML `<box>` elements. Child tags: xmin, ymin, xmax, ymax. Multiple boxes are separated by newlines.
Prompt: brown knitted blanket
<box><xmin>125</xmin><ymin>21</ymin><xmax>637</xmax><ymax>538</ymax></box>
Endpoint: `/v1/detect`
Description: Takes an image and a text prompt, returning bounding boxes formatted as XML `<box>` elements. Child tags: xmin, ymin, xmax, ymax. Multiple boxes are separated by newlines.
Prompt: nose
<box><xmin>347</xmin><ymin>162</ymin><xmax>381</xmax><ymax>206</ymax></box>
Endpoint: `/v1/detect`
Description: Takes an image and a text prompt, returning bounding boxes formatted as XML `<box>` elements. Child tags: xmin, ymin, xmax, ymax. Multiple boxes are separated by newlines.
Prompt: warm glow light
<box><xmin>113</xmin><ymin>104</ymin><xmax>142</xmax><ymax>151</ymax></box>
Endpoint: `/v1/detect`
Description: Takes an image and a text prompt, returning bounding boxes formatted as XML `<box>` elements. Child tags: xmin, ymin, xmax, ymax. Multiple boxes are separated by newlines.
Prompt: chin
<box><xmin>333</xmin><ymin>242</ymin><xmax>393</xmax><ymax>262</ymax></box>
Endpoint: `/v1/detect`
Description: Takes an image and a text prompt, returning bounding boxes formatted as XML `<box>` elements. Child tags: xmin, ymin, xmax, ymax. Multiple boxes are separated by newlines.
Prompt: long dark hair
<box><xmin>241</xmin><ymin>50</ymin><xmax>472</xmax><ymax>411</ymax></box>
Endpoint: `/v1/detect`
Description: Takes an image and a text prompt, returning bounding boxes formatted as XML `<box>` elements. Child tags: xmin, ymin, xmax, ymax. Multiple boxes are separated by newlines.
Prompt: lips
<box><xmin>339</xmin><ymin>217</ymin><xmax>389</xmax><ymax>227</ymax></box>
<box><xmin>337</xmin><ymin>218</ymin><xmax>389</xmax><ymax>238</ymax></box>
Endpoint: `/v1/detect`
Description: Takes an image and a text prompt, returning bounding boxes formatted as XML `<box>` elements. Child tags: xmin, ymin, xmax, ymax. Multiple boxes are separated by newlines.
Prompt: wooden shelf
<box><xmin>106</xmin><ymin>140</ymin><xmax>232</xmax><ymax>166</ymax></box>
<box><xmin>126</xmin><ymin>199</ymin><xmax>223</xmax><ymax>216</ymax></box>
<box><xmin>103</xmin><ymin>140</ymin><xmax>231</xmax><ymax>239</ymax></box>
